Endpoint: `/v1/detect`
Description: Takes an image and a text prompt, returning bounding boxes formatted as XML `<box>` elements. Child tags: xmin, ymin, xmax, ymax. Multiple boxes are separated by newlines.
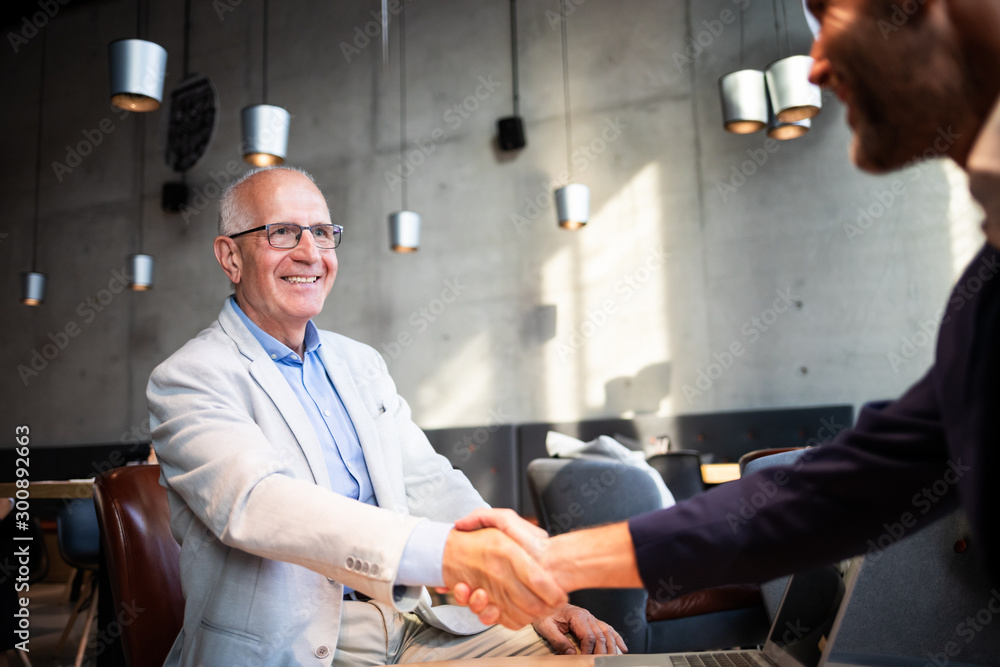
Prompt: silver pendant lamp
<box><xmin>21</xmin><ymin>31</ymin><xmax>48</xmax><ymax>306</ymax></box>
<box><xmin>719</xmin><ymin>0</ymin><xmax>767</xmax><ymax>134</ymax></box>
<box><xmin>765</xmin><ymin>0</ymin><xmax>821</xmax><ymax>124</ymax></box>
<box><xmin>127</xmin><ymin>114</ymin><xmax>154</xmax><ymax>291</ymax></box>
<box><xmin>242</xmin><ymin>0</ymin><xmax>290</xmax><ymax>166</ymax></box>
<box><xmin>388</xmin><ymin>0</ymin><xmax>420</xmax><ymax>252</ymax></box>
<box><xmin>108</xmin><ymin>0</ymin><xmax>167</xmax><ymax>112</ymax></box>
<box><xmin>554</xmin><ymin>0</ymin><xmax>589</xmax><ymax>229</ymax></box>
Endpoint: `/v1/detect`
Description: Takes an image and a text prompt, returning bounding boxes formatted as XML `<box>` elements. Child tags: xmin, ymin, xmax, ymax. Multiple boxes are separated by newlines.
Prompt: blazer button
<box><xmin>370</xmin><ymin>564</ymin><xmax>380</xmax><ymax>576</ymax></box>
<box><xmin>362</xmin><ymin>562</ymin><xmax>370</xmax><ymax>574</ymax></box>
<box><xmin>315</xmin><ymin>644</ymin><xmax>331</xmax><ymax>659</ymax></box>
<box><xmin>346</xmin><ymin>556</ymin><xmax>355</xmax><ymax>569</ymax></box>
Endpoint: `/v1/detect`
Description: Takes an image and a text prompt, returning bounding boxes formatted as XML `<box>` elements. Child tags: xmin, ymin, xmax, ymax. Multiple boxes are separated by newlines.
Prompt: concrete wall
<box><xmin>0</xmin><ymin>0</ymin><xmax>983</xmax><ymax>448</ymax></box>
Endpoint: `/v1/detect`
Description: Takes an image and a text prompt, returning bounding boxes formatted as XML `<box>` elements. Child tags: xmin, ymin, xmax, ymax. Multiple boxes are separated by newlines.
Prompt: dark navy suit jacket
<box><xmin>629</xmin><ymin>244</ymin><xmax>1000</xmax><ymax>598</ymax></box>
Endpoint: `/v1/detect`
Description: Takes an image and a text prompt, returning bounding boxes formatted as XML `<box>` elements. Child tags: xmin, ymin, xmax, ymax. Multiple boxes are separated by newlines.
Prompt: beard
<box><xmin>833</xmin><ymin>15</ymin><xmax>976</xmax><ymax>173</ymax></box>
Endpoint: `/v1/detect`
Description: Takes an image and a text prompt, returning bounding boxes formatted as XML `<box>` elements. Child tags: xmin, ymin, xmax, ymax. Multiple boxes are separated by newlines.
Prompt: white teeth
<box><xmin>283</xmin><ymin>276</ymin><xmax>318</xmax><ymax>284</ymax></box>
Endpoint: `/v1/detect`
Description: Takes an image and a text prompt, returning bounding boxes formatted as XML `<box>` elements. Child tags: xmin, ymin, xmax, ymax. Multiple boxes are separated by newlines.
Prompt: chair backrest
<box><xmin>527</xmin><ymin>457</ymin><xmax>664</xmax><ymax>652</ymax></box>
<box><xmin>94</xmin><ymin>464</ymin><xmax>183</xmax><ymax>667</ymax></box>
<box><xmin>646</xmin><ymin>451</ymin><xmax>705</xmax><ymax>502</ymax></box>
<box><xmin>527</xmin><ymin>457</ymin><xmax>663</xmax><ymax>536</ymax></box>
<box><xmin>57</xmin><ymin>498</ymin><xmax>101</xmax><ymax>570</ymax></box>
<box><xmin>737</xmin><ymin>447</ymin><xmax>804</xmax><ymax>475</ymax></box>
<box><xmin>828</xmin><ymin>509</ymin><xmax>1000</xmax><ymax>665</ymax></box>
<box><xmin>740</xmin><ymin>447</ymin><xmax>809</xmax><ymax>620</ymax></box>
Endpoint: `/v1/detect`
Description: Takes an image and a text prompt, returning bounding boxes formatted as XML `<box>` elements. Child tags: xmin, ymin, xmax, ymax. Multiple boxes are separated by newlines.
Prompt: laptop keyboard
<box><xmin>669</xmin><ymin>651</ymin><xmax>760</xmax><ymax>667</ymax></box>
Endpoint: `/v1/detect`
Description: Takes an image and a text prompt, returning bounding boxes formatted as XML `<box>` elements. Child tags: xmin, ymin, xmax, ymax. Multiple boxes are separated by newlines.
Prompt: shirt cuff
<box><xmin>395</xmin><ymin>520</ymin><xmax>453</xmax><ymax>588</ymax></box>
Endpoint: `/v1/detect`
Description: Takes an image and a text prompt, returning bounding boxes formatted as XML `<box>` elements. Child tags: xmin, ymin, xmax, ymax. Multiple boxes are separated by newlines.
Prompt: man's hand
<box><xmin>532</xmin><ymin>604</ymin><xmax>628</xmax><ymax>655</ymax></box>
<box><xmin>452</xmin><ymin>508</ymin><xmax>549</xmax><ymax>559</ymax></box>
<box><xmin>442</xmin><ymin>527</ymin><xmax>567</xmax><ymax>630</ymax></box>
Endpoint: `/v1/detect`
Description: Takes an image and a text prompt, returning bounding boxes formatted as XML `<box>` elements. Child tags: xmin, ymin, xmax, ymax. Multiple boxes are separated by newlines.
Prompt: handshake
<box><xmin>439</xmin><ymin>508</ymin><xmax>642</xmax><ymax>632</ymax></box>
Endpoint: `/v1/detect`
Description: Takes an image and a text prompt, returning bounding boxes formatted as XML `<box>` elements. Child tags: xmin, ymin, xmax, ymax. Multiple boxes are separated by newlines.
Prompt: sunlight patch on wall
<box><xmin>415</xmin><ymin>329</ymin><xmax>493</xmax><ymax>428</ymax></box>
<box><xmin>540</xmin><ymin>162</ymin><xmax>672</xmax><ymax>419</ymax></box>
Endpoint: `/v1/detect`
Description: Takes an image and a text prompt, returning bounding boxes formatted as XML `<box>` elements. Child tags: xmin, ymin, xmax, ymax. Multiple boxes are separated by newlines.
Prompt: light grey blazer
<box><xmin>148</xmin><ymin>300</ymin><xmax>489</xmax><ymax>666</ymax></box>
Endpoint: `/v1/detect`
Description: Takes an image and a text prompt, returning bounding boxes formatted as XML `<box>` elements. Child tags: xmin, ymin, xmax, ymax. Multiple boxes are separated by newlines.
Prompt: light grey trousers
<box><xmin>332</xmin><ymin>599</ymin><xmax>558</xmax><ymax>666</ymax></box>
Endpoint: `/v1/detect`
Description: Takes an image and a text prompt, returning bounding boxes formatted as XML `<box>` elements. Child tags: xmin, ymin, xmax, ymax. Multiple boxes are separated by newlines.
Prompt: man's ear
<box><xmin>214</xmin><ymin>236</ymin><xmax>242</xmax><ymax>285</ymax></box>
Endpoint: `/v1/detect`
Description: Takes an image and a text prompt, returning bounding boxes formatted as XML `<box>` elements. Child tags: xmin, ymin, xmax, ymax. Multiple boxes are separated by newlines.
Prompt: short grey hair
<box><xmin>217</xmin><ymin>165</ymin><xmax>322</xmax><ymax>237</ymax></box>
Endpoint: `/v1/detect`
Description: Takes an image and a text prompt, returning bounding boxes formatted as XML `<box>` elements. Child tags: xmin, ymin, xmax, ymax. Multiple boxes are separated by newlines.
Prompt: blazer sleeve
<box><xmin>148</xmin><ymin>336</ymin><xmax>429</xmax><ymax>607</ymax></box>
<box><xmin>629</xmin><ymin>368</ymin><xmax>958</xmax><ymax>599</ymax></box>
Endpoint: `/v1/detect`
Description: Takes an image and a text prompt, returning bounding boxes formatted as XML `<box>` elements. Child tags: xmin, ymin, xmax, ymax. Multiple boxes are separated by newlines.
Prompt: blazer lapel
<box><xmin>318</xmin><ymin>342</ymin><xmax>400</xmax><ymax>513</ymax></box>
<box><xmin>218</xmin><ymin>302</ymin><xmax>332</xmax><ymax>490</ymax></box>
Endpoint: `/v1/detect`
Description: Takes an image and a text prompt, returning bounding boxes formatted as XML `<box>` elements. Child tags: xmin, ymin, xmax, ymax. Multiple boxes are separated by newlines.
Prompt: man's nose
<box><xmin>808</xmin><ymin>39</ymin><xmax>830</xmax><ymax>86</ymax></box>
<box><xmin>291</xmin><ymin>228</ymin><xmax>322</xmax><ymax>261</ymax></box>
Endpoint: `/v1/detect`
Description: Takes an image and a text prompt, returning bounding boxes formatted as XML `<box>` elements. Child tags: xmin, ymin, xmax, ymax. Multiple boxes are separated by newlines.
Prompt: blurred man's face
<box><xmin>229</xmin><ymin>171</ymin><xmax>338</xmax><ymax>339</ymax></box>
<box><xmin>807</xmin><ymin>0</ymin><xmax>975</xmax><ymax>172</ymax></box>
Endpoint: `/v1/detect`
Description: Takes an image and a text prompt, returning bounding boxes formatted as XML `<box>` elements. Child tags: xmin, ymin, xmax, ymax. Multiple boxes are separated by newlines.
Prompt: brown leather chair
<box><xmin>94</xmin><ymin>465</ymin><xmax>183</xmax><ymax>667</ymax></box>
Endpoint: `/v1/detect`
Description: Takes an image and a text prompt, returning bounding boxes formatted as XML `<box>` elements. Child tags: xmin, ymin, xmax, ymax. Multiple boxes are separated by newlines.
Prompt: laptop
<box><xmin>596</xmin><ymin>561</ymin><xmax>861</xmax><ymax>667</ymax></box>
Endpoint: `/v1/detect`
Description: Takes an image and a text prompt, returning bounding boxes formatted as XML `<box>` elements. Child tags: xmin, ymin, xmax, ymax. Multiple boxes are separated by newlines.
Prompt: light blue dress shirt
<box><xmin>231</xmin><ymin>297</ymin><xmax>449</xmax><ymax>587</ymax></box>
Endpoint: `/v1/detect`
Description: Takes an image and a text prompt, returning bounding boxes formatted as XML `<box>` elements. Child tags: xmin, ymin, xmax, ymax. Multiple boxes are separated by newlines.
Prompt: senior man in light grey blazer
<box><xmin>147</xmin><ymin>166</ymin><xmax>625</xmax><ymax>666</ymax></box>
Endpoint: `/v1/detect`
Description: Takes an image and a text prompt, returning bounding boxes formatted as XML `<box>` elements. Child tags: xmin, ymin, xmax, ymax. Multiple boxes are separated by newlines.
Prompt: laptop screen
<box><xmin>763</xmin><ymin>566</ymin><xmax>849</xmax><ymax>667</ymax></box>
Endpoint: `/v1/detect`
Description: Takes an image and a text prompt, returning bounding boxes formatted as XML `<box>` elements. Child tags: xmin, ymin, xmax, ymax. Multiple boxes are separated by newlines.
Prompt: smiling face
<box><xmin>806</xmin><ymin>0</ymin><xmax>978</xmax><ymax>172</ymax></box>
<box><xmin>214</xmin><ymin>169</ymin><xmax>337</xmax><ymax>352</ymax></box>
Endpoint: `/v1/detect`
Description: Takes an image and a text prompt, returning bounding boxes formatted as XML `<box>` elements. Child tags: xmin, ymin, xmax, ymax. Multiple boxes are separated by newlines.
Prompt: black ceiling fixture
<box><xmin>496</xmin><ymin>0</ymin><xmax>526</xmax><ymax>152</ymax></box>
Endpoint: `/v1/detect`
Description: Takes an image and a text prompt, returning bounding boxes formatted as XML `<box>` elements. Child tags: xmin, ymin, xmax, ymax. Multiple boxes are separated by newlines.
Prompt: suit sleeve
<box><xmin>628</xmin><ymin>368</ymin><xmax>959</xmax><ymax>599</ymax></box>
<box><xmin>148</xmin><ymin>341</ymin><xmax>429</xmax><ymax>607</ymax></box>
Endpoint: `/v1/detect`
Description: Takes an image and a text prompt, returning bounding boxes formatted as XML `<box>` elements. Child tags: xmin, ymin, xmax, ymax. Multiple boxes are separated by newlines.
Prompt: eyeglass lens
<box><xmin>268</xmin><ymin>223</ymin><xmax>341</xmax><ymax>249</ymax></box>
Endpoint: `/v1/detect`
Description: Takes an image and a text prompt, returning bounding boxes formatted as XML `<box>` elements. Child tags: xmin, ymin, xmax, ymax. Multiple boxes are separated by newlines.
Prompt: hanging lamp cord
<box><xmin>510</xmin><ymin>0</ymin><xmax>520</xmax><ymax>116</ymax></box>
<box><xmin>399</xmin><ymin>0</ymin><xmax>407</xmax><ymax>211</ymax></box>
<box><xmin>262</xmin><ymin>0</ymin><xmax>269</xmax><ymax>103</ymax></box>
<box><xmin>560</xmin><ymin>0</ymin><xmax>572</xmax><ymax>178</ymax></box>
<box><xmin>31</xmin><ymin>30</ymin><xmax>47</xmax><ymax>273</ymax></box>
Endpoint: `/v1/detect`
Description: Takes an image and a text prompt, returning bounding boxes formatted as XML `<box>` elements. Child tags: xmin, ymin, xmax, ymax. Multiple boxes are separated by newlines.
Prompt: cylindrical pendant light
<box><xmin>720</xmin><ymin>70</ymin><xmax>768</xmax><ymax>134</ymax></box>
<box><xmin>555</xmin><ymin>0</ymin><xmax>588</xmax><ymax>230</ymax></box>
<box><xmin>768</xmin><ymin>115</ymin><xmax>810</xmax><ymax>140</ymax></box>
<box><xmin>388</xmin><ymin>0</ymin><xmax>420</xmax><ymax>252</ymax></box>
<box><xmin>127</xmin><ymin>253</ymin><xmax>155</xmax><ymax>290</ymax></box>
<box><xmin>720</xmin><ymin>0</ymin><xmax>767</xmax><ymax>134</ymax></box>
<box><xmin>389</xmin><ymin>211</ymin><xmax>421</xmax><ymax>252</ymax></box>
<box><xmin>20</xmin><ymin>272</ymin><xmax>47</xmax><ymax>306</ymax></box>
<box><xmin>242</xmin><ymin>0</ymin><xmax>290</xmax><ymax>165</ymax></box>
<box><xmin>127</xmin><ymin>115</ymin><xmax>154</xmax><ymax>291</ymax></box>
<box><xmin>765</xmin><ymin>55</ymin><xmax>821</xmax><ymax>123</ymax></box>
<box><xmin>22</xmin><ymin>30</ymin><xmax>48</xmax><ymax>306</ymax></box>
<box><xmin>109</xmin><ymin>39</ymin><xmax>167</xmax><ymax>112</ymax></box>
<box><xmin>242</xmin><ymin>104</ymin><xmax>290</xmax><ymax>166</ymax></box>
<box><xmin>555</xmin><ymin>184</ymin><xmax>589</xmax><ymax>231</ymax></box>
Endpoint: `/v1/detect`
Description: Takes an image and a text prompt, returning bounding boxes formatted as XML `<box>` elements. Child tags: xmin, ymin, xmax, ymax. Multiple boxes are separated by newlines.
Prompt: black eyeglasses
<box><xmin>229</xmin><ymin>223</ymin><xmax>343</xmax><ymax>249</ymax></box>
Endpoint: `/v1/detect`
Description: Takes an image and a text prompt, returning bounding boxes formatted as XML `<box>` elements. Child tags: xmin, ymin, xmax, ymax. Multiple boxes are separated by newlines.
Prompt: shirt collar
<box><xmin>229</xmin><ymin>295</ymin><xmax>322</xmax><ymax>363</ymax></box>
